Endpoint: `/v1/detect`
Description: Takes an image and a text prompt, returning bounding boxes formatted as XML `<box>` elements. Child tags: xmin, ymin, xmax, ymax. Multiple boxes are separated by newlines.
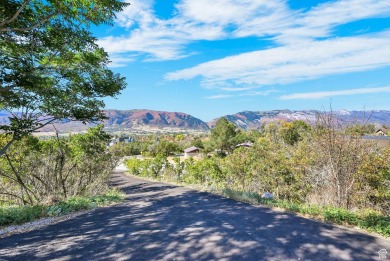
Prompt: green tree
<box><xmin>210</xmin><ymin>117</ymin><xmax>237</xmax><ymax>154</ymax></box>
<box><xmin>346</xmin><ymin>124</ymin><xmax>376</xmax><ymax>136</ymax></box>
<box><xmin>191</xmin><ymin>137</ymin><xmax>204</xmax><ymax>149</ymax></box>
<box><xmin>0</xmin><ymin>0</ymin><xmax>129</xmax><ymax>156</ymax></box>
<box><xmin>0</xmin><ymin>125</ymin><xmax>115</xmax><ymax>205</ymax></box>
<box><xmin>279</xmin><ymin>120</ymin><xmax>311</xmax><ymax>145</ymax></box>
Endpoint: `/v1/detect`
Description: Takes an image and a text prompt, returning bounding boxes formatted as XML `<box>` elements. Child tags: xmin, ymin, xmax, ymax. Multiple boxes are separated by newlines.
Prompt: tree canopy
<box><xmin>0</xmin><ymin>0</ymin><xmax>129</xmax><ymax>155</ymax></box>
<box><xmin>210</xmin><ymin>117</ymin><xmax>237</xmax><ymax>154</ymax></box>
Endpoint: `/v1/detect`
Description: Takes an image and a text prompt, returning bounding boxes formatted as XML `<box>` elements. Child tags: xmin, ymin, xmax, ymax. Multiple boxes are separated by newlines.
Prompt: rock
<box><xmin>261</xmin><ymin>192</ymin><xmax>273</xmax><ymax>199</ymax></box>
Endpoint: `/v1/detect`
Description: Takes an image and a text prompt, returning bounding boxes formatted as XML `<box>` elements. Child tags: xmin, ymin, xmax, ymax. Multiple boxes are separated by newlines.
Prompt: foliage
<box><xmin>278</xmin><ymin>120</ymin><xmax>311</xmax><ymax>145</ymax></box>
<box><xmin>191</xmin><ymin>137</ymin><xmax>204</xmax><ymax>149</ymax></box>
<box><xmin>210</xmin><ymin>117</ymin><xmax>237</xmax><ymax>154</ymax></box>
<box><xmin>346</xmin><ymin>124</ymin><xmax>376</xmax><ymax>135</ymax></box>
<box><xmin>0</xmin><ymin>125</ymin><xmax>116</xmax><ymax>205</ymax></box>
<box><xmin>0</xmin><ymin>0</ymin><xmax>128</xmax><ymax>156</ymax></box>
<box><xmin>147</xmin><ymin>140</ymin><xmax>182</xmax><ymax>157</ymax></box>
<box><xmin>183</xmin><ymin>158</ymin><xmax>224</xmax><ymax>186</ymax></box>
<box><xmin>221</xmin><ymin>188</ymin><xmax>390</xmax><ymax>237</ymax></box>
<box><xmin>355</xmin><ymin>148</ymin><xmax>390</xmax><ymax>214</ymax></box>
<box><xmin>109</xmin><ymin>141</ymin><xmax>145</xmax><ymax>157</ymax></box>
<box><xmin>123</xmin><ymin>118</ymin><xmax>390</xmax><ymax>236</ymax></box>
<box><xmin>0</xmin><ymin>189</ymin><xmax>123</xmax><ymax>227</ymax></box>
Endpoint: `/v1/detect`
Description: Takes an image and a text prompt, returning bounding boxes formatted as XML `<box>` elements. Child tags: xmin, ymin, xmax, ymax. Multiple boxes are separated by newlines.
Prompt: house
<box><xmin>118</xmin><ymin>136</ymin><xmax>134</xmax><ymax>143</ymax></box>
<box><xmin>375</xmin><ymin>128</ymin><xmax>389</xmax><ymax>136</ymax></box>
<box><xmin>235</xmin><ymin>141</ymin><xmax>254</xmax><ymax>148</ymax></box>
<box><xmin>184</xmin><ymin>146</ymin><xmax>200</xmax><ymax>158</ymax></box>
<box><xmin>108</xmin><ymin>136</ymin><xmax>134</xmax><ymax>146</ymax></box>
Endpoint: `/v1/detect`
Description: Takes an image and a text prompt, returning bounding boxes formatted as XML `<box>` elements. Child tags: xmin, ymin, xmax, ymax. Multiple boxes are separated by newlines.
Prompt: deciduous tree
<box><xmin>0</xmin><ymin>0</ymin><xmax>129</xmax><ymax>156</ymax></box>
<box><xmin>210</xmin><ymin>118</ymin><xmax>237</xmax><ymax>154</ymax></box>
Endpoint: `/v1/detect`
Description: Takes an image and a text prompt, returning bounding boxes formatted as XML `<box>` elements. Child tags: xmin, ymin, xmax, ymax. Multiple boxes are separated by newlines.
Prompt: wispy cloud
<box><xmin>100</xmin><ymin>0</ymin><xmax>291</xmax><ymax>61</ymax></box>
<box><xmin>220</xmin><ymin>87</ymin><xmax>256</xmax><ymax>92</ymax></box>
<box><xmin>108</xmin><ymin>55</ymin><xmax>136</xmax><ymax>68</ymax></box>
<box><xmin>276</xmin><ymin>0</ymin><xmax>390</xmax><ymax>43</ymax></box>
<box><xmin>166</xmin><ymin>31</ymin><xmax>390</xmax><ymax>89</ymax></box>
<box><xmin>103</xmin><ymin>0</ymin><xmax>390</xmax><ymax>64</ymax></box>
<box><xmin>239</xmin><ymin>89</ymin><xmax>280</xmax><ymax>96</ymax></box>
<box><xmin>280</xmin><ymin>86</ymin><xmax>390</xmax><ymax>100</ymax></box>
<box><xmin>205</xmin><ymin>94</ymin><xmax>234</xmax><ymax>99</ymax></box>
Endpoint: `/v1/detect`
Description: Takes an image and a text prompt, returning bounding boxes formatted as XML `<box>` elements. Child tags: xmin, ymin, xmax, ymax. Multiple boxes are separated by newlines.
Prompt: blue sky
<box><xmin>94</xmin><ymin>0</ymin><xmax>390</xmax><ymax>121</ymax></box>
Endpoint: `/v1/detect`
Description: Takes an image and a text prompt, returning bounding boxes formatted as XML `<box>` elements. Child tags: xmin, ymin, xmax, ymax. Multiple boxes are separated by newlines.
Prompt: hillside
<box><xmin>2</xmin><ymin>109</ymin><xmax>390</xmax><ymax>133</ymax></box>
<box><xmin>103</xmin><ymin>109</ymin><xmax>209</xmax><ymax>130</ymax></box>
<box><xmin>34</xmin><ymin>109</ymin><xmax>210</xmax><ymax>132</ymax></box>
<box><xmin>208</xmin><ymin>110</ymin><xmax>390</xmax><ymax>129</ymax></box>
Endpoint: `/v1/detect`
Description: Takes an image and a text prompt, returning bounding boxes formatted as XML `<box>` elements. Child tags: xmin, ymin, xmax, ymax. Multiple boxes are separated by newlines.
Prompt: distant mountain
<box><xmin>208</xmin><ymin>110</ymin><xmax>390</xmax><ymax>129</ymax></box>
<box><xmin>1</xmin><ymin>109</ymin><xmax>389</xmax><ymax>133</ymax></box>
<box><xmin>103</xmin><ymin>109</ymin><xmax>209</xmax><ymax>130</ymax></box>
<box><xmin>0</xmin><ymin>109</ymin><xmax>209</xmax><ymax>133</ymax></box>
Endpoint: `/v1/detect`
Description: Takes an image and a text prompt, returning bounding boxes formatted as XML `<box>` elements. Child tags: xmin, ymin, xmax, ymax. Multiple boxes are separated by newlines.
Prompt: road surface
<box><xmin>0</xmin><ymin>171</ymin><xmax>389</xmax><ymax>260</ymax></box>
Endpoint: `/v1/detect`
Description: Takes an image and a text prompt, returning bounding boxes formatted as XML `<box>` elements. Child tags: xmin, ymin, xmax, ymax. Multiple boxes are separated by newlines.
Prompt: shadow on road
<box><xmin>0</xmin><ymin>172</ymin><xmax>388</xmax><ymax>260</ymax></box>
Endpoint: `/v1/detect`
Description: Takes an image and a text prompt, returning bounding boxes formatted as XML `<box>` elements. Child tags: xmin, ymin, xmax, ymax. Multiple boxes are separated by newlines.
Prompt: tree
<box><xmin>346</xmin><ymin>124</ymin><xmax>375</xmax><ymax>135</ymax></box>
<box><xmin>0</xmin><ymin>125</ymin><xmax>115</xmax><ymax>205</ymax></box>
<box><xmin>210</xmin><ymin>117</ymin><xmax>237</xmax><ymax>154</ymax></box>
<box><xmin>0</xmin><ymin>0</ymin><xmax>129</xmax><ymax>156</ymax></box>
<box><xmin>191</xmin><ymin>136</ymin><xmax>204</xmax><ymax>149</ymax></box>
<box><xmin>278</xmin><ymin>120</ymin><xmax>311</xmax><ymax>145</ymax></box>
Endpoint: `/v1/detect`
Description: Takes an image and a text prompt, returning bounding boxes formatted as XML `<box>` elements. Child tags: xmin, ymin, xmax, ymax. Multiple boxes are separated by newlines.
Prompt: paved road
<box><xmin>0</xmin><ymin>171</ymin><xmax>389</xmax><ymax>261</ymax></box>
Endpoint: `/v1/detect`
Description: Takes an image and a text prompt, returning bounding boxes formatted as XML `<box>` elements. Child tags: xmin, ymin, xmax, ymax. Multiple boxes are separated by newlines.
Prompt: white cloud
<box><xmin>205</xmin><ymin>94</ymin><xmax>234</xmax><ymax>99</ymax></box>
<box><xmin>166</xmin><ymin>31</ymin><xmax>390</xmax><ymax>89</ymax></box>
<box><xmin>115</xmin><ymin>0</ymin><xmax>155</xmax><ymax>29</ymax></box>
<box><xmin>276</xmin><ymin>0</ymin><xmax>390</xmax><ymax>43</ymax></box>
<box><xmin>303</xmin><ymin>0</ymin><xmax>390</xmax><ymax>29</ymax></box>
<box><xmin>99</xmin><ymin>0</ymin><xmax>290</xmax><ymax>61</ymax></box>
<box><xmin>220</xmin><ymin>87</ymin><xmax>256</xmax><ymax>92</ymax></box>
<box><xmin>280</xmin><ymin>86</ymin><xmax>390</xmax><ymax>100</ymax></box>
<box><xmin>108</xmin><ymin>55</ymin><xmax>136</xmax><ymax>68</ymax></box>
<box><xmin>176</xmin><ymin>0</ymin><xmax>292</xmax><ymax>37</ymax></box>
<box><xmin>239</xmin><ymin>89</ymin><xmax>280</xmax><ymax>96</ymax></box>
<box><xmin>101</xmin><ymin>0</ymin><xmax>390</xmax><ymax>90</ymax></box>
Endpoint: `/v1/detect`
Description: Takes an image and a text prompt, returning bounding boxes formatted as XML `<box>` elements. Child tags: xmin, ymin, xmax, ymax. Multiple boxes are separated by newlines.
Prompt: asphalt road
<box><xmin>0</xmin><ymin>171</ymin><xmax>389</xmax><ymax>261</ymax></box>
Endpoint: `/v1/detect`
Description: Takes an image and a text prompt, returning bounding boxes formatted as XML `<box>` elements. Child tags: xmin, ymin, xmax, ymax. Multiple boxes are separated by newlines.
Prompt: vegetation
<box><xmin>0</xmin><ymin>1</ymin><xmax>129</xmax><ymax>226</ymax></box>
<box><xmin>0</xmin><ymin>0</ymin><xmax>128</xmax><ymax>156</ymax></box>
<box><xmin>210</xmin><ymin>118</ymin><xmax>237</xmax><ymax>154</ymax></box>
<box><xmin>124</xmin><ymin>116</ymin><xmax>390</xmax><ymax>236</ymax></box>
<box><xmin>222</xmin><ymin>188</ymin><xmax>389</xmax><ymax>236</ymax></box>
<box><xmin>0</xmin><ymin>189</ymin><xmax>124</xmax><ymax>227</ymax></box>
<box><xmin>0</xmin><ymin>125</ymin><xmax>118</xmax><ymax>206</ymax></box>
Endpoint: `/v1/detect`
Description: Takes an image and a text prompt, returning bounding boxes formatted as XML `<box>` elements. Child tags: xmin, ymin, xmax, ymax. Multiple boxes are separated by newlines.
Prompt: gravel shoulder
<box><xmin>0</xmin><ymin>211</ymin><xmax>90</xmax><ymax>239</ymax></box>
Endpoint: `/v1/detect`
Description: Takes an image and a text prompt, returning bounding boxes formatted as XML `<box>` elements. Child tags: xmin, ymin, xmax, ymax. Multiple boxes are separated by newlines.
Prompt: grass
<box><xmin>0</xmin><ymin>189</ymin><xmax>124</xmax><ymax>227</ymax></box>
<box><xmin>222</xmin><ymin>188</ymin><xmax>390</xmax><ymax>237</ymax></box>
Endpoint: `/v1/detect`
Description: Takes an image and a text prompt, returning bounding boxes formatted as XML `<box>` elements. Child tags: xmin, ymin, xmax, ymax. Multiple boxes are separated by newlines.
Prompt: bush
<box><xmin>0</xmin><ymin>125</ymin><xmax>117</xmax><ymax>205</ymax></box>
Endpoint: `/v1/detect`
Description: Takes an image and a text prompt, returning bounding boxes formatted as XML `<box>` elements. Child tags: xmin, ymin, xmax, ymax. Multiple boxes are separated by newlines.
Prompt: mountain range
<box><xmin>1</xmin><ymin>109</ymin><xmax>390</xmax><ymax>133</ymax></box>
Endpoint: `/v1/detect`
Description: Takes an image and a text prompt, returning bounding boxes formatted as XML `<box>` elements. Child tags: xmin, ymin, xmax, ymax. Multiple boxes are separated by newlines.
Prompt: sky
<box><xmin>93</xmin><ymin>0</ymin><xmax>390</xmax><ymax>121</ymax></box>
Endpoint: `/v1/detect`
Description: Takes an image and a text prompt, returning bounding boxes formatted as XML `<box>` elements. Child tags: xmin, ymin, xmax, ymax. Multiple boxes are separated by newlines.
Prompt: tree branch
<box><xmin>0</xmin><ymin>137</ymin><xmax>16</xmax><ymax>158</ymax></box>
<box><xmin>0</xmin><ymin>0</ymin><xmax>31</xmax><ymax>28</ymax></box>
<box><xmin>0</xmin><ymin>12</ymin><xmax>58</xmax><ymax>33</ymax></box>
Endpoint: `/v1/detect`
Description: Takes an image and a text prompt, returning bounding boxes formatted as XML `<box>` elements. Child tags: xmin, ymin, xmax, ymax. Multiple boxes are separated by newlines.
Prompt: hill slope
<box><xmin>2</xmin><ymin>109</ymin><xmax>389</xmax><ymax>133</ymax></box>
<box><xmin>104</xmin><ymin>109</ymin><xmax>209</xmax><ymax>130</ymax></box>
<box><xmin>208</xmin><ymin>110</ymin><xmax>390</xmax><ymax>129</ymax></box>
